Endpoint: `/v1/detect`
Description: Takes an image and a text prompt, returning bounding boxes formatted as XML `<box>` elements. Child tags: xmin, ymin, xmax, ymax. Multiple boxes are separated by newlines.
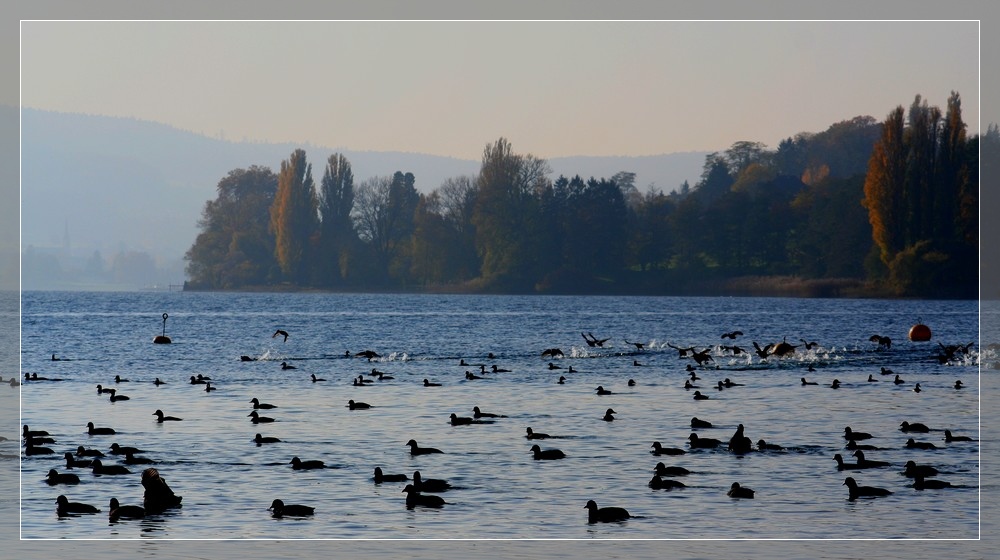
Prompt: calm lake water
<box><xmin>5</xmin><ymin>291</ymin><xmax>998</xmax><ymax>557</ymax></box>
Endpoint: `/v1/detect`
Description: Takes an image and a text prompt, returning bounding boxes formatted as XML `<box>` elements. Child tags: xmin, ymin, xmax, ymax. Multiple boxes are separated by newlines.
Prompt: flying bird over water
<box><xmin>273</xmin><ymin>329</ymin><xmax>289</xmax><ymax>342</ymax></box>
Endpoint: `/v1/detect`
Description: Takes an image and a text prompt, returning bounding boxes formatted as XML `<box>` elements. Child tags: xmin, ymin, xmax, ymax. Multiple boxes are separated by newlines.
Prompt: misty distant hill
<box><xmin>18</xmin><ymin>106</ymin><xmax>708</xmax><ymax>262</ymax></box>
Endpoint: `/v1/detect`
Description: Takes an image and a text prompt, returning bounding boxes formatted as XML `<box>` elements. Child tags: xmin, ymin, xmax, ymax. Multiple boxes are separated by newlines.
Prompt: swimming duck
<box><xmin>473</xmin><ymin>406</ymin><xmax>506</xmax><ymax>419</ymax></box>
<box><xmin>86</xmin><ymin>422</ymin><xmax>116</xmax><ymax>435</ymax></box>
<box><xmin>954</xmin><ymin>380</ymin><xmax>964</xmax><ymax>389</ymax></box>
<box><xmin>248</xmin><ymin>411</ymin><xmax>275</xmax><ymax>423</ymax></box>
<box><xmin>348</xmin><ymin>399</ymin><xmax>372</xmax><ymax>410</ymax></box>
<box><xmin>911</xmin><ymin>474</ymin><xmax>953</xmax><ymax>490</ymax></box>
<box><xmin>830</xmin><ymin>379</ymin><xmax>841</xmax><ymax>389</ymax></box>
<box><xmin>596</xmin><ymin>385</ymin><xmax>613</xmax><ymax>395</ymax></box>
<box><xmin>153</xmin><ymin>378</ymin><xmax>166</xmax><ymax>385</ymax></box>
<box><xmin>651</xmin><ymin>441</ymin><xmax>686</xmax><ymax>456</ymax></box>
<box><xmin>844</xmin><ymin>427</ymin><xmax>872</xmax><ymax>441</ymax></box>
<box><xmin>465</xmin><ymin>371</ymin><xmax>485</xmax><ymax>380</ymax></box>
<box><xmin>602</xmin><ymin>408</ymin><xmax>617</xmax><ymax>421</ymax></box>
<box><xmin>843</xmin><ymin>476</ymin><xmax>892</xmax><ymax>500</ymax></box>
<box><xmin>108</xmin><ymin>498</ymin><xmax>145</xmax><ymax>521</ymax></box>
<box><xmin>648</xmin><ymin>475</ymin><xmax>686</xmax><ymax>490</ymax></box>
<box><xmin>723</xmin><ymin>378</ymin><xmax>744</xmax><ymax>387</ymax></box>
<box><xmin>402</xmin><ymin>484</ymin><xmax>446</xmax><ymax>509</ymax></box>
<box><xmin>280</xmin><ymin>362</ymin><xmax>296</xmax><ymax>370</ymax></box>
<box><xmin>727</xmin><ymin>482</ymin><xmax>755</xmax><ymax>499</ymax></box>
<box><xmin>114</xmin><ymin>375</ymin><xmax>130</xmax><ymax>383</ymax></box>
<box><xmin>867</xmin><ymin>375</ymin><xmax>878</xmax><ymax>382</ymax></box>
<box><xmin>92</xmin><ymin>459</ymin><xmax>131</xmax><ymax>476</ymax></box>
<box><xmin>691</xmin><ymin>417</ymin><xmax>713</xmax><ymax>429</ymax></box>
<box><xmin>756</xmin><ymin>439</ymin><xmax>784</xmax><ymax>451</ymax></box>
<box><xmin>76</xmin><ymin>445</ymin><xmax>104</xmax><ymax>457</ymax></box>
<box><xmin>900</xmin><ymin>421</ymin><xmax>930</xmax><ymax>433</ymax></box>
<box><xmin>152</xmin><ymin>409</ymin><xmax>182</xmax><ymax>422</ymax></box>
<box><xmin>902</xmin><ymin>460</ymin><xmax>939</xmax><ymax>478</ymax></box>
<box><xmin>801</xmin><ymin>377</ymin><xmax>818</xmax><ymax>385</ymax></box>
<box><xmin>688</xmin><ymin>433</ymin><xmax>722</xmax><ymax>449</ymax></box>
<box><xmin>943</xmin><ymin>430</ymin><xmax>975</xmax><ymax>442</ymax></box>
<box><xmin>412</xmin><ymin>471</ymin><xmax>451</xmax><ymax>492</ymax></box>
<box><xmin>250</xmin><ymin>398</ymin><xmax>276</xmax><ymax>410</ymax></box>
<box><xmin>833</xmin><ymin>453</ymin><xmax>861</xmax><ymax>470</ymax></box>
<box><xmin>628</xmin><ymin>379</ymin><xmax>636</xmax><ymax>387</ymax></box>
<box><xmin>851</xmin><ymin>449</ymin><xmax>890</xmax><ymax>468</ymax></box>
<box><xmin>525</xmin><ymin>427</ymin><xmax>551</xmax><ymax>440</ymax></box>
<box><xmin>893</xmin><ymin>374</ymin><xmax>905</xmax><ymax>385</ymax></box>
<box><xmin>109</xmin><ymin>443</ymin><xmax>143</xmax><ymax>455</ymax></box>
<box><xmin>254</xmin><ymin>433</ymin><xmax>281</xmax><ymax>445</ymax></box>
<box><xmin>311</xmin><ymin>374</ymin><xmax>325</xmax><ymax>382</ymax></box>
<box><xmin>269</xmin><ymin>498</ymin><xmax>315</xmax><ymax>517</ymax></box>
<box><xmin>373</xmin><ymin>467</ymin><xmax>408</xmax><ymax>483</ymax></box>
<box><xmin>423</xmin><ymin>379</ymin><xmax>441</xmax><ymax>387</ymax></box>
<box><xmin>108</xmin><ymin>388</ymin><xmax>130</xmax><ymax>402</ymax></box>
<box><xmin>905</xmin><ymin>438</ymin><xmax>938</xmax><ymax>450</ymax></box>
<box><xmin>450</xmin><ymin>413</ymin><xmax>492</xmax><ymax>426</ymax></box>
<box><xmin>692</xmin><ymin>391</ymin><xmax>709</xmax><ymax>400</ymax></box>
<box><xmin>190</xmin><ymin>376</ymin><xmax>207</xmax><ymax>385</ymax></box>
<box><xmin>728</xmin><ymin>424</ymin><xmax>753</xmax><ymax>454</ymax></box>
<box><xmin>46</xmin><ymin>469</ymin><xmax>80</xmax><ymax>485</ymax></box>
<box><xmin>529</xmin><ymin>444</ymin><xmax>565</xmax><ymax>460</ymax></box>
<box><xmin>204</xmin><ymin>382</ymin><xmax>218</xmax><ymax>392</ymax></box>
<box><xmin>558</xmin><ymin>376</ymin><xmax>566</xmax><ymax>384</ymax></box>
<box><xmin>654</xmin><ymin>462</ymin><xmax>691</xmax><ymax>477</ymax></box>
<box><xmin>585</xmin><ymin>499</ymin><xmax>631</xmax><ymax>523</ymax></box>
<box><xmin>844</xmin><ymin>439</ymin><xmax>880</xmax><ymax>451</ymax></box>
<box><xmin>547</xmin><ymin>362</ymin><xmax>562</xmax><ymax>370</ymax></box>
<box><xmin>289</xmin><ymin>456</ymin><xmax>325</xmax><ymax>470</ymax></box>
<box><xmin>684</xmin><ymin>380</ymin><xmax>699</xmax><ymax>390</ymax></box>
<box><xmin>96</xmin><ymin>384</ymin><xmax>114</xmax><ymax>394</ymax></box>
<box><xmin>56</xmin><ymin>495</ymin><xmax>99</xmax><ymax>516</ymax></box>
<box><xmin>491</xmin><ymin>364</ymin><xmax>511</xmax><ymax>373</ymax></box>
<box><xmin>64</xmin><ymin>452</ymin><xmax>93</xmax><ymax>468</ymax></box>
<box><xmin>124</xmin><ymin>451</ymin><xmax>154</xmax><ymax>465</ymax></box>
<box><xmin>406</xmin><ymin>439</ymin><xmax>443</xmax><ymax>455</ymax></box>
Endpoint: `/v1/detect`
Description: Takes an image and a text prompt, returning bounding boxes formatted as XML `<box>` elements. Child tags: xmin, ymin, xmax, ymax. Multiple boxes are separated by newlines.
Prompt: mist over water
<box><xmin>6</xmin><ymin>291</ymin><xmax>996</xmax><ymax>557</ymax></box>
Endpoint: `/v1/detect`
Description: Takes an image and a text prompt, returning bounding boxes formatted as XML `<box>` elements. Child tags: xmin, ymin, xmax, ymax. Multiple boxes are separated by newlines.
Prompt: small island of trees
<box><xmin>185</xmin><ymin>92</ymin><xmax>985</xmax><ymax>298</ymax></box>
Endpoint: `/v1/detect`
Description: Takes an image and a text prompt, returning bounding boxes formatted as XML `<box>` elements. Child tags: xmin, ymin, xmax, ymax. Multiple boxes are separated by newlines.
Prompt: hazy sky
<box><xmin>20</xmin><ymin>20</ymin><xmax>980</xmax><ymax>160</ymax></box>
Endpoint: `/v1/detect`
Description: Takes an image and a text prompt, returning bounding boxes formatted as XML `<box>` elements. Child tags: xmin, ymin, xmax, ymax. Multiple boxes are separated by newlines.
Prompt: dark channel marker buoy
<box><xmin>908</xmin><ymin>323</ymin><xmax>931</xmax><ymax>342</ymax></box>
<box><xmin>153</xmin><ymin>313</ymin><xmax>172</xmax><ymax>344</ymax></box>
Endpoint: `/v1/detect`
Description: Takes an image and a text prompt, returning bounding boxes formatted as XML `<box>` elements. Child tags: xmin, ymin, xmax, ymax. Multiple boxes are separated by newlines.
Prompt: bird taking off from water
<box><xmin>273</xmin><ymin>330</ymin><xmax>289</xmax><ymax>342</ymax></box>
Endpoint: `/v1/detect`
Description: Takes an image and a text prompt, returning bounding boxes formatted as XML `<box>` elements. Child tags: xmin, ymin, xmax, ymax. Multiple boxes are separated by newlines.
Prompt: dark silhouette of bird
<box><xmin>852</xmin><ymin>449</ymin><xmax>890</xmax><ymax>468</ymax></box>
<box><xmin>311</xmin><ymin>374</ymin><xmax>325</xmax><ymax>382</ymax></box>
<box><xmin>954</xmin><ymin>380</ymin><xmax>964</xmax><ymax>389</ymax></box>
<box><xmin>114</xmin><ymin>375</ymin><xmax>130</xmax><ymax>383</ymax></box>
<box><xmin>648</xmin><ymin>475</ymin><xmax>686</xmax><ymax>490</ymax></box>
<box><xmin>254</xmin><ymin>433</ymin><xmax>280</xmax><ymax>445</ymax></box>
<box><xmin>373</xmin><ymin>467</ymin><xmax>408</xmax><ymax>483</ymax></box>
<box><xmin>272</xmin><ymin>329</ymin><xmax>289</xmax><ymax>342</ymax></box>
<box><xmin>248</xmin><ymin>411</ymin><xmax>275</xmax><ymax>423</ymax></box>
<box><xmin>153</xmin><ymin>377</ymin><xmax>166</xmax><ymax>385</ymax></box>
<box><xmin>691</xmin><ymin>417</ymin><xmax>713</xmax><ymax>429</ymax></box>
<box><xmin>108</xmin><ymin>498</ymin><xmax>145</xmax><ymax>521</ymax></box>
<box><xmin>624</xmin><ymin>339</ymin><xmax>645</xmax><ymax>351</ymax></box>
<box><xmin>355</xmin><ymin>350</ymin><xmax>380</xmax><ymax>361</ymax></box>
<box><xmin>529</xmin><ymin>444</ymin><xmax>565</xmax><ymax>460</ymax></box>
<box><xmin>721</xmin><ymin>330</ymin><xmax>744</xmax><ymax>339</ymax></box>
<box><xmin>944</xmin><ymin>429</ymin><xmax>975</xmax><ymax>442</ymax></box>
<box><xmin>651</xmin><ymin>441</ymin><xmax>686</xmax><ymax>456</ymax></box>
<box><xmin>280</xmin><ymin>361</ymin><xmax>296</xmax><ymax>370</ymax></box>
<box><xmin>893</xmin><ymin>374</ymin><xmax>905</xmax><ymax>385</ymax></box>
<box><xmin>92</xmin><ymin>459</ymin><xmax>131</xmax><ymax>476</ymax></box>
<box><xmin>412</xmin><ymin>471</ymin><xmax>451</xmax><ymax>492</ymax></box>
<box><xmin>23</xmin><ymin>424</ymin><xmax>52</xmax><ymax>437</ymax></box>
<box><xmin>830</xmin><ymin>379</ymin><xmax>841</xmax><ymax>389</ymax></box>
<box><xmin>108</xmin><ymin>388</ymin><xmax>130</xmax><ymax>402</ymax></box>
<box><xmin>547</xmin><ymin>362</ymin><xmax>562</xmax><ymax>370</ymax></box>
<box><xmin>684</xmin><ymin>380</ymin><xmax>699</xmax><ymax>390</ymax></box>
<box><xmin>727</xmin><ymin>482</ymin><xmax>755</xmax><ymax>499</ymax></box>
<box><xmin>269</xmin><ymin>498</ymin><xmax>314</xmax><ymax>517</ymax></box>
<box><xmin>900</xmin><ymin>421</ymin><xmax>930</xmax><ymax>433</ymax></box>
<box><xmin>541</xmin><ymin>348</ymin><xmax>564</xmax><ymax>358</ymax></box>
<box><xmin>799</xmin><ymin>338</ymin><xmax>819</xmax><ymax>350</ymax></box>
<box><xmin>905</xmin><ymin>438</ymin><xmax>938</xmax><ymax>450</ymax></box>
<box><xmin>491</xmin><ymin>364</ymin><xmax>511</xmax><ymax>373</ymax></box>
<box><xmin>558</xmin><ymin>375</ymin><xmax>566</xmax><ymax>384</ymax></box>
<box><xmin>142</xmin><ymin>468</ymin><xmax>183</xmax><ymax>513</ymax></box>
<box><xmin>603</xmin><ymin>408</ymin><xmax>617</xmax><ymax>421</ymax></box>
<box><xmin>96</xmin><ymin>384</ymin><xmax>114</xmax><ymax>394</ymax></box>
<box><xmin>801</xmin><ymin>377</ymin><xmax>818</xmax><ymax>385</ymax></box>
<box><xmin>348</xmin><ymin>399</ymin><xmax>372</xmax><ymax>410</ymax></box>
<box><xmin>46</xmin><ymin>469</ymin><xmax>80</xmax><ymax>485</ymax></box>
<box><xmin>596</xmin><ymin>385</ymin><xmax>613</xmax><ymax>395</ymax></box>
<box><xmin>290</xmin><ymin>456</ymin><xmax>325</xmax><ymax>470</ymax></box>
<box><xmin>402</xmin><ymin>484</ymin><xmax>446</xmax><ymax>508</ymax></box>
<box><xmin>423</xmin><ymin>378</ymin><xmax>442</xmax><ymax>387</ymax></box>
<box><xmin>688</xmin><ymin>433</ymin><xmax>722</xmax><ymax>449</ymax></box>
<box><xmin>250</xmin><ymin>398</ymin><xmax>277</xmax><ymax>410</ymax></box>
<box><xmin>844</xmin><ymin>427</ymin><xmax>872</xmax><ymax>441</ymax></box>
<box><xmin>752</xmin><ymin>342</ymin><xmax>773</xmax><ymax>359</ymax></box>
<box><xmin>912</xmin><ymin>474</ymin><xmax>953</xmax><ymax>490</ymax></box>
<box><xmin>190</xmin><ymin>375</ymin><xmax>207</xmax><ymax>385</ymax></box>
<box><xmin>843</xmin><ymin>476</ymin><xmax>892</xmax><ymax>500</ymax></box>
<box><xmin>56</xmin><ymin>495</ymin><xmax>99</xmax><ymax>516</ymax></box>
<box><xmin>581</xmin><ymin>332</ymin><xmax>609</xmax><ymax>347</ymax></box>
<box><xmin>76</xmin><ymin>445</ymin><xmax>105</xmax><ymax>457</ymax></box>
<box><xmin>728</xmin><ymin>424</ymin><xmax>753</xmax><ymax>454</ymax></box>
<box><xmin>903</xmin><ymin>460</ymin><xmax>939</xmax><ymax>479</ymax></box>
<box><xmin>692</xmin><ymin>390</ymin><xmax>709</xmax><ymax>400</ymax></box>
<box><xmin>64</xmin><ymin>452</ymin><xmax>93</xmax><ymax>468</ymax></box>
<box><xmin>668</xmin><ymin>343</ymin><xmax>695</xmax><ymax>357</ymax></box>
<box><xmin>691</xmin><ymin>349</ymin><xmax>714</xmax><ymax>365</ymax></box>
<box><xmin>757</xmin><ymin>439</ymin><xmax>784</xmax><ymax>451</ymax></box>
<box><xmin>204</xmin><ymin>382</ymin><xmax>218</xmax><ymax>392</ymax></box>
<box><xmin>473</xmin><ymin>406</ymin><xmax>506</xmax><ymax>418</ymax></box>
<box><xmin>585</xmin><ymin>499</ymin><xmax>631</xmax><ymax>523</ymax></box>
<box><xmin>771</xmin><ymin>337</ymin><xmax>798</xmax><ymax>356</ymax></box>
<box><xmin>86</xmin><ymin>422</ymin><xmax>115</xmax><ymax>435</ymax></box>
<box><xmin>654</xmin><ymin>462</ymin><xmax>691</xmax><ymax>477</ymax></box>
<box><xmin>525</xmin><ymin>427</ymin><xmax>551</xmax><ymax>440</ymax></box>
<box><xmin>450</xmin><ymin>413</ymin><xmax>493</xmax><ymax>426</ymax></box>
<box><xmin>465</xmin><ymin>371</ymin><xmax>485</xmax><ymax>380</ymax></box>
<box><xmin>913</xmin><ymin>383</ymin><xmax>922</xmax><ymax>393</ymax></box>
<box><xmin>124</xmin><ymin>451</ymin><xmax>154</xmax><ymax>465</ymax></box>
<box><xmin>406</xmin><ymin>439</ymin><xmax>443</xmax><ymax>455</ymax></box>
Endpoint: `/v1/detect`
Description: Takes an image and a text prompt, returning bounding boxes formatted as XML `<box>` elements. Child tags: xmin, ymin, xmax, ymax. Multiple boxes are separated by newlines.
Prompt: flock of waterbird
<box><xmin>14</xmin><ymin>324</ymin><xmax>979</xmax><ymax>529</ymax></box>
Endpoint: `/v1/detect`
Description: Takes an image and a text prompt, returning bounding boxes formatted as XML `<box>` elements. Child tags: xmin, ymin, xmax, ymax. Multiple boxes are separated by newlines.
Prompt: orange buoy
<box><xmin>908</xmin><ymin>323</ymin><xmax>931</xmax><ymax>342</ymax></box>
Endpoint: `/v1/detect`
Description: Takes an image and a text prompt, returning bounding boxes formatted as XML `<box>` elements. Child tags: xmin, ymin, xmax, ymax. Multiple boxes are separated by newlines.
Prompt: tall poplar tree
<box><xmin>270</xmin><ymin>149</ymin><xmax>318</xmax><ymax>283</ymax></box>
<box><xmin>318</xmin><ymin>153</ymin><xmax>356</xmax><ymax>284</ymax></box>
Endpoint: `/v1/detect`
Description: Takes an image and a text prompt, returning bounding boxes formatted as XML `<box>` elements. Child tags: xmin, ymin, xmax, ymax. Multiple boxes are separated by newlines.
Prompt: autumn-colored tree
<box><xmin>270</xmin><ymin>149</ymin><xmax>318</xmax><ymax>283</ymax></box>
<box><xmin>862</xmin><ymin>106</ymin><xmax>906</xmax><ymax>267</ymax></box>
